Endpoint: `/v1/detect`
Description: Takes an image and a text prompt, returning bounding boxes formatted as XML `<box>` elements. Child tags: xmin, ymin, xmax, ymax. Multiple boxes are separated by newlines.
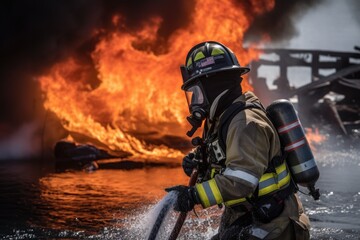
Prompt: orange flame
<box><xmin>305</xmin><ymin>128</ymin><xmax>327</xmax><ymax>151</ymax></box>
<box><xmin>39</xmin><ymin>0</ymin><xmax>275</xmax><ymax>160</ymax></box>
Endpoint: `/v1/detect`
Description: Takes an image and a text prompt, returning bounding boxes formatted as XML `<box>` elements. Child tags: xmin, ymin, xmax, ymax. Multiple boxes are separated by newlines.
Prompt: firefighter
<box><xmin>166</xmin><ymin>41</ymin><xmax>311</xmax><ymax>239</ymax></box>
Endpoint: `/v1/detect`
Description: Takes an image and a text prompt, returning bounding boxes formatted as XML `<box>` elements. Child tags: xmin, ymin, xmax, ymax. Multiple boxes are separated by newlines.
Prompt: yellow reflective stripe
<box><xmin>194</xmin><ymin>52</ymin><xmax>205</xmax><ymax>61</ymax></box>
<box><xmin>195</xmin><ymin>183</ymin><xmax>209</xmax><ymax>207</ymax></box>
<box><xmin>276</xmin><ymin>161</ymin><xmax>287</xmax><ymax>174</ymax></box>
<box><xmin>195</xmin><ymin>179</ymin><xmax>223</xmax><ymax>208</ymax></box>
<box><xmin>209</xmin><ymin>179</ymin><xmax>223</xmax><ymax>204</ymax></box>
<box><xmin>259</xmin><ymin>172</ymin><xmax>275</xmax><ymax>181</ymax></box>
<box><xmin>210</xmin><ymin>168</ymin><xmax>216</xmax><ymax>178</ymax></box>
<box><xmin>211</xmin><ymin>48</ymin><xmax>225</xmax><ymax>56</ymax></box>
<box><xmin>278</xmin><ymin>171</ymin><xmax>291</xmax><ymax>188</ymax></box>
<box><xmin>224</xmin><ymin>197</ymin><xmax>246</xmax><ymax>207</ymax></box>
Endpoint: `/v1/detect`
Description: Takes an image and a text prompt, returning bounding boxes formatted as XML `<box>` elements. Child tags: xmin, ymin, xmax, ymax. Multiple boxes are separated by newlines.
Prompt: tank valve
<box><xmin>308</xmin><ymin>185</ymin><xmax>320</xmax><ymax>200</ymax></box>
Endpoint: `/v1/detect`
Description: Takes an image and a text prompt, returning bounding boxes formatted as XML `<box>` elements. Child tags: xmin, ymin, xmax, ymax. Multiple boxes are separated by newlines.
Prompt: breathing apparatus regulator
<box><xmin>180</xmin><ymin>41</ymin><xmax>249</xmax><ymax>137</ymax></box>
<box><xmin>185</xmin><ymin>106</ymin><xmax>207</xmax><ymax>137</ymax></box>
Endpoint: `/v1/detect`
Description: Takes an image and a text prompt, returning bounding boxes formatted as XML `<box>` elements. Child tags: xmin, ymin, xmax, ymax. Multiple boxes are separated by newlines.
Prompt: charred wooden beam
<box><xmin>286</xmin><ymin>65</ymin><xmax>360</xmax><ymax>98</ymax></box>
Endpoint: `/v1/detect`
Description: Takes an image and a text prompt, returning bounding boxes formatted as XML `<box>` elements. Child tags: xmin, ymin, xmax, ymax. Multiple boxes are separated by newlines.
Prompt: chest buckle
<box><xmin>209</xmin><ymin>139</ymin><xmax>226</xmax><ymax>162</ymax></box>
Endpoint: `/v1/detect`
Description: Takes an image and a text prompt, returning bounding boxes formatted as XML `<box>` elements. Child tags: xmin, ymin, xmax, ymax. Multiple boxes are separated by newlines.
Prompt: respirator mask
<box><xmin>183</xmin><ymin>82</ymin><xmax>209</xmax><ymax>137</ymax></box>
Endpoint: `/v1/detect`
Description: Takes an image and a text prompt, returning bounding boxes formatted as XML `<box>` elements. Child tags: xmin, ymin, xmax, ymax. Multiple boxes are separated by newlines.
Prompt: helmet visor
<box><xmin>184</xmin><ymin>85</ymin><xmax>205</xmax><ymax>109</ymax></box>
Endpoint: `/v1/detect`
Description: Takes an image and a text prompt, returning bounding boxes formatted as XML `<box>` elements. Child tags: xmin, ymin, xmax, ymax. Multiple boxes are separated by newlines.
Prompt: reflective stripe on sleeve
<box><xmin>258</xmin><ymin>162</ymin><xmax>290</xmax><ymax>196</ymax></box>
<box><xmin>224</xmin><ymin>162</ymin><xmax>291</xmax><ymax>207</ymax></box>
<box><xmin>195</xmin><ymin>179</ymin><xmax>223</xmax><ymax>208</ymax></box>
<box><xmin>224</xmin><ymin>197</ymin><xmax>247</xmax><ymax>207</ymax></box>
<box><xmin>223</xmin><ymin>168</ymin><xmax>259</xmax><ymax>187</ymax></box>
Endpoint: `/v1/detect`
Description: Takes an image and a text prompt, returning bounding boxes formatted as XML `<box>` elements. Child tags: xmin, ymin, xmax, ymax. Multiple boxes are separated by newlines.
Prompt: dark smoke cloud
<box><xmin>0</xmin><ymin>0</ymin><xmax>195</xmax><ymax>125</ymax></box>
<box><xmin>0</xmin><ymin>0</ymin><xmax>100</xmax><ymax>125</ymax></box>
<box><xmin>0</xmin><ymin>0</ymin><xmax>195</xmax><ymax>78</ymax></box>
<box><xmin>243</xmin><ymin>0</ymin><xmax>325</xmax><ymax>43</ymax></box>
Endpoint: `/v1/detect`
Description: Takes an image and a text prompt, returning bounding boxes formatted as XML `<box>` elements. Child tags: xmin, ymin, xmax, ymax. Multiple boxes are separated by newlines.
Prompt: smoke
<box><xmin>0</xmin><ymin>0</ymin><xmax>195</xmax><ymax>80</ymax></box>
<box><xmin>0</xmin><ymin>122</ymin><xmax>40</xmax><ymax>160</ymax></box>
<box><xmin>0</xmin><ymin>0</ymin><xmax>325</xmax><ymax>83</ymax></box>
<box><xmin>243</xmin><ymin>0</ymin><xmax>325</xmax><ymax>44</ymax></box>
<box><xmin>0</xmin><ymin>0</ymin><xmax>196</xmax><ymax>126</ymax></box>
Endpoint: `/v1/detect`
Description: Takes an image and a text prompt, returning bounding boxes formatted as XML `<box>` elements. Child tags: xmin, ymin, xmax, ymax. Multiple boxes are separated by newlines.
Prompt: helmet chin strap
<box><xmin>186</xmin><ymin>108</ymin><xmax>207</xmax><ymax>137</ymax></box>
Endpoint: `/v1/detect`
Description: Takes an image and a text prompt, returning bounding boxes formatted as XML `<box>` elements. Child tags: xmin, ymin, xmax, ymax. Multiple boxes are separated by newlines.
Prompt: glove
<box><xmin>165</xmin><ymin>185</ymin><xmax>199</xmax><ymax>212</ymax></box>
<box><xmin>182</xmin><ymin>152</ymin><xmax>198</xmax><ymax>177</ymax></box>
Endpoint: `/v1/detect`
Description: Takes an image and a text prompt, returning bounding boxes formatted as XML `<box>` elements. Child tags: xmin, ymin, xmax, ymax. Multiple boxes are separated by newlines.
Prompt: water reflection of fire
<box><xmin>39</xmin><ymin>0</ymin><xmax>275</xmax><ymax>159</ymax></box>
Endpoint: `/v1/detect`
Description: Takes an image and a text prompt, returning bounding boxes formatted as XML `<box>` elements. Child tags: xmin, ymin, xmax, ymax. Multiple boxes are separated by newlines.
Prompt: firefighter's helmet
<box><xmin>180</xmin><ymin>41</ymin><xmax>250</xmax><ymax>90</ymax></box>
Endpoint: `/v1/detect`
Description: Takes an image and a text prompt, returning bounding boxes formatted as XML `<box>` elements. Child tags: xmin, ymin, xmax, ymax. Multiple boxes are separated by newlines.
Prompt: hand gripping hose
<box><xmin>168</xmin><ymin>168</ymin><xmax>199</xmax><ymax>240</ymax></box>
<box><xmin>147</xmin><ymin>169</ymin><xmax>198</xmax><ymax>240</ymax></box>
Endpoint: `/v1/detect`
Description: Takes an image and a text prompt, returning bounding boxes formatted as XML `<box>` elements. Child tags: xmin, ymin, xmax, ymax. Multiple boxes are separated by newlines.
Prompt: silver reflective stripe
<box><xmin>292</xmin><ymin>159</ymin><xmax>317</xmax><ymax>174</ymax></box>
<box><xmin>223</xmin><ymin>168</ymin><xmax>259</xmax><ymax>187</ymax></box>
<box><xmin>277</xmin><ymin>168</ymin><xmax>289</xmax><ymax>180</ymax></box>
<box><xmin>202</xmin><ymin>181</ymin><xmax>218</xmax><ymax>206</ymax></box>
<box><xmin>284</xmin><ymin>138</ymin><xmax>306</xmax><ymax>151</ymax></box>
<box><xmin>278</xmin><ymin>120</ymin><xmax>300</xmax><ymax>134</ymax></box>
<box><xmin>259</xmin><ymin>177</ymin><xmax>276</xmax><ymax>189</ymax></box>
<box><xmin>250</xmin><ymin>227</ymin><xmax>269</xmax><ymax>239</ymax></box>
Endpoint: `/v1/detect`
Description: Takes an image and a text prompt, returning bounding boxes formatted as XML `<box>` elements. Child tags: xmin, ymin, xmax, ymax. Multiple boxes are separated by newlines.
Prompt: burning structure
<box><xmin>0</xmin><ymin>0</ymin><xmax>358</xmax><ymax>165</ymax></box>
<box><xmin>37</xmin><ymin>0</ymin><xmax>266</xmax><ymax>163</ymax></box>
<box><xmin>249</xmin><ymin>48</ymin><xmax>360</xmax><ymax>137</ymax></box>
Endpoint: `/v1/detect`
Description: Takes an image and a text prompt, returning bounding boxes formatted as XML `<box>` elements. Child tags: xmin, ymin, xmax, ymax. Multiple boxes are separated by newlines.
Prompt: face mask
<box><xmin>184</xmin><ymin>84</ymin><xmax>209</xmax><ymax>137</ymax></box>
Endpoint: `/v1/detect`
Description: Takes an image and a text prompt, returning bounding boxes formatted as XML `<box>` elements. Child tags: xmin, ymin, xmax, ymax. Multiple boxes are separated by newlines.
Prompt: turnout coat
<box><xmin>195</xmin><ymin>91</ymin><xmax>310</xmax><ymax>239</ymax></box>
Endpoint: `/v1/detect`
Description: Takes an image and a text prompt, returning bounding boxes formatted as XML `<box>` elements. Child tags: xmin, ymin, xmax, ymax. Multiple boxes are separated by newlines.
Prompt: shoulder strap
<box><xmin>218</xmin><ymin>101</ymin><xmax>264</xmax><ymax>153</ymax></box>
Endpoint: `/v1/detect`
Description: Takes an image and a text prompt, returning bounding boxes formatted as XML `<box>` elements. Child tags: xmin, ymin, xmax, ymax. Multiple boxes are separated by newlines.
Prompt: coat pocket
<box><xmin>289</xmin><ymin>215</ymin><xmax>310</xmax><ymax>240</ymax></box>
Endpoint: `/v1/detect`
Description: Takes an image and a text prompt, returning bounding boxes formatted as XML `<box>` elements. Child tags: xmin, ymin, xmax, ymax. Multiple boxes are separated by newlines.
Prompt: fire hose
<box><xmin>147</xmin><ymin>193</ymin><xmax>174</xmax><ymax>240</ymax></box>
<box><xmin>168</xmin><ymin>168</ymin><xmax>198</xmax><ymax>240</ymax></box>
<box><xmin>148</xmin><ymin>137</ymin><xmax>204</xmax><ymax>240</ymax></box>
<box><xmin>147</xmin><ymin>168</ymin><xmax>198</xmax><ymax>240</ymax></box>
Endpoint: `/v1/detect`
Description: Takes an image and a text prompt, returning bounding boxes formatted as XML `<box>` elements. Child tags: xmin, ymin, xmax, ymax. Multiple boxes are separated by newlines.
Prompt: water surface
<box><xmin>0</xmin><ymin>145</ymin><xmax>359</xmax><ymax>239</ymax></box>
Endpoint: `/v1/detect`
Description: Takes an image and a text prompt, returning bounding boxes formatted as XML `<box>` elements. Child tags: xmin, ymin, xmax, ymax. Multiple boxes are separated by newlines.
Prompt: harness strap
<box><xmin>215</xmin><ymin>101</ymin><xmax>294</xmax><ymax>208</ymax></box>
<box><xmin>218</xmin><ymin>101</ymin><xmax>264</xmax><ymax>153</ymax></box>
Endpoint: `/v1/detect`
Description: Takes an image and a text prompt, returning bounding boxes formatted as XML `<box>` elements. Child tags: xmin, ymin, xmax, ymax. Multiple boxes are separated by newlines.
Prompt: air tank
<box><xmin>266</xmin><ymin>99</ymin><xmax>320</xmax><ymax>200</ymax></box>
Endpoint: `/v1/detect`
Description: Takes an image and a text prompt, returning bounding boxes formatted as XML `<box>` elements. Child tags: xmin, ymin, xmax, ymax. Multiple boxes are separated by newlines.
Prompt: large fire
<box><xmin>39</xmin><ymin>0</ymin><xmax>275</xmax><ymax>160</ymax></box>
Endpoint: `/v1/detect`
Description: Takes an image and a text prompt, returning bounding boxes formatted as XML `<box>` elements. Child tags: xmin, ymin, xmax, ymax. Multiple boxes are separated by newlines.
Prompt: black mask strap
<box><xmin>213</xmin><ymin>86</ymin><xmax>242</xmax><ymax>119</ymax></box>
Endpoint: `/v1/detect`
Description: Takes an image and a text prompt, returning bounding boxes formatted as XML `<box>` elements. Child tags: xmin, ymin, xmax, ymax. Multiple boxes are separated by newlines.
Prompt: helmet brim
<box><xmin>181</xmin><ymin>66</ymin><xmax>250</xmax><ymax>90</ymax></box>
